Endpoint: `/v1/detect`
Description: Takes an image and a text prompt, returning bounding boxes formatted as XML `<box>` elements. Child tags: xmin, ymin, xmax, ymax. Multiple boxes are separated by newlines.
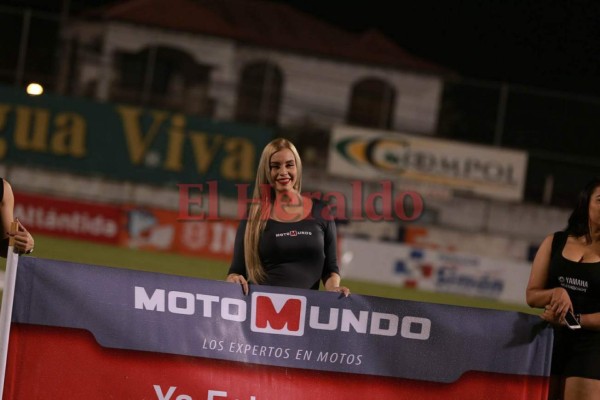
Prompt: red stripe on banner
<box><xmin>4</xmin><ymin>324</ymin><xmax>549</xmax><ymax>400</ymax></box>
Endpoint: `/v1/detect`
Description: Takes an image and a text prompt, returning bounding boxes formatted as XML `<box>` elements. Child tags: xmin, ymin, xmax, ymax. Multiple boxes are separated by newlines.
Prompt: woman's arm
<box><xmin>320</xmin><ymin>214</ymin><xmax>349</xmax><ymax>296</ymax></box>
<box><xmin>0</xmin><ymin>180</ymin><xmax>34</xmax><ymax>256</ymax></box>
<box><xmin>226</xmin><ymin>220</ymin><xmax>249</xmax><ymax>295</ymax></box>
<box><xmin>579</xmin><ymin>313</ymin><xmax>600</xmax><ymax>331</ymax></box>
<box><xmin>526</xmin><ymin>234</ymin><xmax>572</xmax><ymax>320</ymax></box>
<box><xmin>0</xmin><ymin>179</ymin><xmax>15</xmax><ymax>241</ymax></box>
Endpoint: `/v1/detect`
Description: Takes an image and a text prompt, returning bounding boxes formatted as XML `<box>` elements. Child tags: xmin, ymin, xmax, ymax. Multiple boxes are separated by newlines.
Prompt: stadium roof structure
<box><xmin>85</xmin><ymin>0</ymin><xmax>450</xmax><ymax>75</ymax></box>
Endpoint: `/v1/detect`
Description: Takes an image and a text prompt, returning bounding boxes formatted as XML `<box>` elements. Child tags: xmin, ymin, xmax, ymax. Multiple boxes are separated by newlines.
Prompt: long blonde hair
<box><xmin>244</xmin><ymin>138</ymin><xmax>303</xmax><ymax>283</ymax></box>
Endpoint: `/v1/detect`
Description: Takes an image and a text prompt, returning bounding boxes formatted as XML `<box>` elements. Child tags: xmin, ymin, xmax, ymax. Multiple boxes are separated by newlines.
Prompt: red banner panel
<box><xmin>5</xmin><ymin>324</ymin><xmax>549</xmax><ymax>400</ymax></box>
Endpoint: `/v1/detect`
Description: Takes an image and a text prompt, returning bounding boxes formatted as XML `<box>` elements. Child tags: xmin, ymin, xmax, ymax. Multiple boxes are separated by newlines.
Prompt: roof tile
<box><xmin>87</xmin><ymin>0</ymin><xmax>449</xmax><ymax>74</ymax></box>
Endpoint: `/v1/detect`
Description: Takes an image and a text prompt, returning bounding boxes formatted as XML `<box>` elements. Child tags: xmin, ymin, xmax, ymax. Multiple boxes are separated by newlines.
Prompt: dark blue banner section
<box><xmin>12</xmin><ymin>257</ymin><xmax>552</xmax><ymax>383</ymax></box>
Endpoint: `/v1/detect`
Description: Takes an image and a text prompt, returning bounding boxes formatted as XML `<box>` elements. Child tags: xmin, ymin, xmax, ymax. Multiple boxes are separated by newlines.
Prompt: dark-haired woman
<box><xmin>526</xmin><ymin>177</ymin><xmax>600</xmax><ymax>400</ymax></box>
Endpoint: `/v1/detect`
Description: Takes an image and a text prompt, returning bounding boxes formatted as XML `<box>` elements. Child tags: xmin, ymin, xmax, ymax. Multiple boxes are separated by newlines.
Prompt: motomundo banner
<box><xmin>3</xmin><ymin>257</ymin><xmax>552</xmax><ymax>399</ymax></box>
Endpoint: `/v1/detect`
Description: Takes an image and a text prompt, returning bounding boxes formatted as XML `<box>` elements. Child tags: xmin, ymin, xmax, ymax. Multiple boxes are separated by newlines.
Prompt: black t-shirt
<box><xmin>228</xmin><ymin>199</ymin><xmax>340</xmax><ymax>290</ymax></box>
<box><xmin>547</xmin><ymin>231</ymin><xmax>600</xmax><ymax>314</ymax></box>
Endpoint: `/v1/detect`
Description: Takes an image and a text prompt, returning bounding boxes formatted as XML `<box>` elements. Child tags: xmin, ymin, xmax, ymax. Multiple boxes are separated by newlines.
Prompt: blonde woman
<box><xmin>226</xmin><ymin>138</ymin><xmax>349</xmax><ymax>296</ymax></box>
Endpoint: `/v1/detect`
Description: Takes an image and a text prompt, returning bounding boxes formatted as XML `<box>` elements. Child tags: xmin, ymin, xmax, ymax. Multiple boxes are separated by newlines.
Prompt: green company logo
<box><xmin>335</xmin><ymin>136</ymin><xmax>410</xmax><ymax>173</ymax></box>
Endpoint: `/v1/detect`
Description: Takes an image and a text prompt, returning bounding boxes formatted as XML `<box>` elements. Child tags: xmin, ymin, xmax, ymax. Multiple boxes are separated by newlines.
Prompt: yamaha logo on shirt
<box><xmin>275</xmin><ymin>230</ymin><xmax>313</xmax><ymax>238</ymax></box>
<box><xmin>559</xmin><ymin>276</ymin><xmax>589</xmax><ymax>292</ymax></box>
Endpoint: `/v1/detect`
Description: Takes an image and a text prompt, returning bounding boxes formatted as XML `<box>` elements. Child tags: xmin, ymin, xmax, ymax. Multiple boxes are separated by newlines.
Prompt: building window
<box><xmin>347</xmin><ymin>78</ymin><xmax>396</xmax><ymax>129</ymax></box>
<box><xmin>235</xmin><ymin>61</ymin><xmax>283</xmax><ymax>126</ymax></box>
<box><xmin>111</xmin><ymin>46</ymin><xmax>213</xmax><ymax>116</ymax></box>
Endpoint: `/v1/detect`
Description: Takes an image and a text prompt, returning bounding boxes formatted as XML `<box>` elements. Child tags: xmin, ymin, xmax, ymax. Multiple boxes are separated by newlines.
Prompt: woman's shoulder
<box><xmin>308</xmin><ymin>197</ymin><xmax>336</xmax><ymax>222</ymax></box>
<box><xmin>309</xmin><ymin>196</ymin><xmax>324</xmax><ymax>207</ymax></box>
<box><xmin>308</xmin><ymin>197</ymin><xmax>327</xmax><ymax>213</ymax></box>
<box><xmin>545</xmin><ymin>230</ymin><xmax>570</xmax><ymax>258</ymax></box>
<box><xmin>0</xmin><ymin>178</ymin><xmax>11</xmax><ymax>204</ymax></box>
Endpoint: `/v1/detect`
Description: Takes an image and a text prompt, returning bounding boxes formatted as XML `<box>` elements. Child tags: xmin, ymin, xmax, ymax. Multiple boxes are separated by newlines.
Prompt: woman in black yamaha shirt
<box><xmin>526</xmin><ymin>177</ymin><xmax>600</xmax><ymax>400</ymax></box>
<box><xmin>226</xmin><ymin>138</ymin><xmax>350</xmax><ymax>296</ymax></box>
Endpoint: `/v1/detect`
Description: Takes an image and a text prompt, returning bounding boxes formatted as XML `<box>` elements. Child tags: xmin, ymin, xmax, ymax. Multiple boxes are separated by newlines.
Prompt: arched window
<box><xmin>347</xmin><ymin>78</ymin><xmax>396</xmax><ymax>129</ymax></box>
<box><xmin>235</xmin><ymin>61</ymin><xmax>283</xmax><ymax>126</ymax></box>
<box><xmin>112</xmin><ymin>46</ymin><xmax>213</xmax><ymax>116</ymax></box>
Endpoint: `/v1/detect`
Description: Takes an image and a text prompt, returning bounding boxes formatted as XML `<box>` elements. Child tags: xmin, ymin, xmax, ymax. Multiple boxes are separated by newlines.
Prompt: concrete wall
<box><xmin>65</xmin><ymin>21</ymin><xmax>442</xmax><ymax>135</ymax></box>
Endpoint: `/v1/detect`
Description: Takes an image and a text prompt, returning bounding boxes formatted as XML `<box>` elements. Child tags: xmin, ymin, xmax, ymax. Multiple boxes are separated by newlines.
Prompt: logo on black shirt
<box><xmin>559</xmin><ymin>276</ymin><xmax>589</xmax><ymax>292</ymax></box>
<box><xmin>275</xmin><ymin>230</ymin><xmax>312</xmax><ymax>238</ymax></box>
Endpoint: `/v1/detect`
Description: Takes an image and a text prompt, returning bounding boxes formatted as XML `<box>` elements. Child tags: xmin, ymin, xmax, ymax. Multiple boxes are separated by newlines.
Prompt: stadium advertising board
<box><xmin>328</xmin><ymin>125</ymin><xmax>528</xmax><ymax>201</ymax></box>
<box><xmin>4</xmin><ymin>257</ymin><xmax>552</xmax><ymax>399</ymax></box>
<box><xmin>122</xmin><ymin>205</ymin><xmax>238</xmax><ymax>260</ymax></box>
<box><xmin>13</xmin><ymin>192</ymin><xmax>121</xmax><ymax>244</ymax></box>
<box><xmin>13</xmin><ymin>191</ymin><xmax>238</xmax><ymax>260</ymax></box>
<box><xmin>341</xmin><ymin>237</ymin><xmax>532</xmax><ymax>305</ymax></box>
<box><xmin>0</xmin><ymin>85</ymin><xmax>271</xmax><ymax>196</ymax></box>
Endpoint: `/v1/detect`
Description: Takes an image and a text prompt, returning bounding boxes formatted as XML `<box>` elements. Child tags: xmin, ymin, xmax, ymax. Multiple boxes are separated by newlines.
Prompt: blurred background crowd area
<box><xmin>0</xmin><ymin>0</ymin><xmax>597</xmax><ymax>299</ymax></box>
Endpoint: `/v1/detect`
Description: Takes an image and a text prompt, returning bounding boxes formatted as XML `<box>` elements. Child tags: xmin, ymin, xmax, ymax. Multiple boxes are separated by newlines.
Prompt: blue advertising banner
<box><xmin>11</xmin><ymin>257</ymin><xmax>552</xmax><ymax>384</ymax></box>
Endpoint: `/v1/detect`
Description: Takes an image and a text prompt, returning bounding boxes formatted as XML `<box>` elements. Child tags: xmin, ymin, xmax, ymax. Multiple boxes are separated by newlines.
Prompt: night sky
<box><xmin>6</xmin><ymin>0</ymin><xmax>600</xmax><ymax>96</ymax></box>
<box><xmin>281</xmin><ymin>0</ymin><xmax>600</xmax><ymax>96</ymax></box>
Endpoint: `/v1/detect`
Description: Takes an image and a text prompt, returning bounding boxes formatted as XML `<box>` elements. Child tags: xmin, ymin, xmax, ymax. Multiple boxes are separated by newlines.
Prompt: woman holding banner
<box><xmin>0</xmin><ymin>178</ymin><xmax>34</xmax><ymax>257</ymax></box>
<box><xmin>526</xmin><ymin>177</ymin><xmax>600</xmax><ymax>400</ymax></box>
<box><xmin>226</xmin><ymin>138</ymin><xmax>350</xmax><ymax>297</ymax></box>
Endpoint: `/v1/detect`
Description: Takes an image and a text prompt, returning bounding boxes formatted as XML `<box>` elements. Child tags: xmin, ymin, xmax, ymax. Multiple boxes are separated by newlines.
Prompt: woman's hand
<box><xmin>540</xmin><ymin>306</ymin><xmax>564</xmax><ymax>326</ymax></box>
<box><xmin>547</xmin><ymin>287</ymin><xmax>572</xmax><ymax>321</ymax></box>
<box><xmin>325</xmin><ymin>285</ymin><xmax>351</xmax><ymax>297</ymax></box>
<box><xmin>226</xmin><ymin>273</ymin><xmax>249</xmax><ymax>295</ymax></box>
<box><xmin>9</xmin><ymin>218</ymin><xmax>34</xmax><ymax>254</ymax></box>
<box><xmin>324</xmin><ymin>273</ymin><xmax>350</xmax><ymax>297</ymax></box>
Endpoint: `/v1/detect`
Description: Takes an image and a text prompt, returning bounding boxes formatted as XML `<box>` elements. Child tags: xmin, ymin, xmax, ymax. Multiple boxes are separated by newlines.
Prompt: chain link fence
<box><xmin>438</xmin><ymin>78</ymin><xmax>600</xmax><ymax>207</ymax></box>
